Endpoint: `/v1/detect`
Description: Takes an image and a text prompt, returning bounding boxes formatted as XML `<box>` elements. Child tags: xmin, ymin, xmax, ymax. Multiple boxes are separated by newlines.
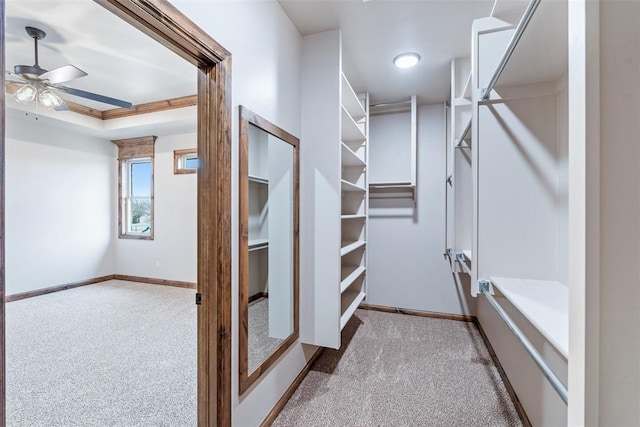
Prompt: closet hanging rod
<box><xmin>369</xmin><ymin>181</ymin><xmax>412</xmax><ymax>187</ymax></box>
<box><xmin>370</xmin><ymin>100</ymin><xmax>411</xmax><ymax>108</ymax></box>
<box><xmin>455</xmin><ymin>253</ymin><xmax>472</xmax><ymax>275</ymax></box>
<box><xmin>480</xmin><ymin>0</ymin><xmax>542</xmax><ymax>101</ymax></box>
<box><xmin>479</xmin><ymin>281</ymin><xmax>568</xmax><ymax>404</ymax></box>
<box><xmin>458</xmin><ymin>119</ymin><xmax>472</xmax><ymax>143</ymax></box>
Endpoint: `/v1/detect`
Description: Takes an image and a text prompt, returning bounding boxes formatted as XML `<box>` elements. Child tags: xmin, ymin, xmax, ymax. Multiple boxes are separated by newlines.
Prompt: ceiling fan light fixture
<box><xmin>393</xmin><ymin>52</ymin><xmax>421</xmax><ymax>69</ymax></box>
<box><xmin>15</xmin><ymin>84</ymin><xmax>37</xmax><ymax>103</ymax></box>
<box><xmin>38</xmin><ymin>89</ymin><xmax>63</xmax><ymax>109</ymax></box>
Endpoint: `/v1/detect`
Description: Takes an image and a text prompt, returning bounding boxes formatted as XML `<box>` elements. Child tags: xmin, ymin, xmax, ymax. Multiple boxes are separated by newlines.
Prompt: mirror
<box><xmin>239</xmin><ymin>106</ymin><xmax>299</xmax><ymax>394</ymax></box>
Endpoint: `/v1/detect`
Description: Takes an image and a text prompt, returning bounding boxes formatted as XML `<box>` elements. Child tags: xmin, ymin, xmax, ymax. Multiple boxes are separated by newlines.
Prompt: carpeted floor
<box><xmin>272</xmin><ymin>309</ymin><xmax>522</xmax><ymax>427</ymax></box>
<box><xmin>6</xmin><ymin>280</ymin><xmax>197</xmax><ymax>427</ymax></box>
<box><xmin>248</xmin><ymin>298</ymin><xmax>284</xmax><ymax>372</ymax></box>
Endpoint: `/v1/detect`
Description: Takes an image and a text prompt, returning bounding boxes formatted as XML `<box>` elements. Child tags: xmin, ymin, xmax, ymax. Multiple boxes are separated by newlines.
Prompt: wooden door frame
<box><xmin>0</xmin><ymin>0</ymin><xmax>232</xmax><ymax>425</ymax></box>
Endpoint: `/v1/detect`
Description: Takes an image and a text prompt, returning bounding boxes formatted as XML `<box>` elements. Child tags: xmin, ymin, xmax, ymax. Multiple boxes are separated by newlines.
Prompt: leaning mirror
<box><xmin>239</xmin><ymin>106</ymin><xmax>299</xmax><ymax>394</ymax></box>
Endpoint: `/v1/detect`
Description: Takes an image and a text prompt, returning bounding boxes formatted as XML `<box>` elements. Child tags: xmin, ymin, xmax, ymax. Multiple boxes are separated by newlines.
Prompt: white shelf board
<box><xmin>340</xmin><ymin>290</ymin><xmax>366</xmax><ymax>330</ymax></box>
<box><xmin>340</xmin><ymin>266</ymin><xmax>366</xmax><ymax>294</ymax></box>
<box><xmin>490</xmin><ymin>277</ymin><xmax>568</xmax><ymax>358</ymax></box>
<box><xmin>463</xmin><ymin>250</ymin><xmax>472</xmax><ymax>262</ymax></box>
<box><xmin>341</xmin><ymin>106</ymin><xmax>366</xmax><ymax>143</ymax></box>
<box><xmin>248</xmin><ymin>175</ymin><xmax>268</xmax><ymax>185</ymax></box>
<box><xmin>341</xmin><ymin>73</ymin><xmax>366</xmax><ymax>121</ymax></box>
<box><xmin>341</xmin><ymin>214</ymin><xmax>366</xmax><ymax>220</ymax></box>
<box><xmin>248</xmin><ymin>238</ymin><xmax>269</xmax><ymax>251</ymax></box>
<box><xmin>452</xmin><ymin>97</ymin><xmax>471</xmax><ymax>107</ymax></box>
<box><xmin>341</xmin><ymin>179</ymin><xmax>366</xmax><ymax>193</ymax></box>
<box><xmin>341</xmin><ymin>142</ymin><xmax>366</xmax><ymax>167</ymax></box>
<box><xmin>340</xmin><ymin>240</ymin><xmax>366</xmax><ymax>257</ymax></box>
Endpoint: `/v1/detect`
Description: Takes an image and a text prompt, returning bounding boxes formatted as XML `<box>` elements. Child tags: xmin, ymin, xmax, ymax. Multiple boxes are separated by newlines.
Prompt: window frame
<box><xmin>174</xmin><ymin>148</ymin><xmax>198</xmax><ymax>174</ymax></box>
<box><xmin>120</xmin><ymin>157</ymin><xmax>154</xmax><ymax>239</ymax></box>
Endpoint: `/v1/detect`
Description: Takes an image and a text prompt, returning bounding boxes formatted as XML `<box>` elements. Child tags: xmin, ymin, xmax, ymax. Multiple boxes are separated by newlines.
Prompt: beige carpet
<box><xmin>248</xmin><ymin>298</ymin><xmax>284</xmax><ymax>372</ymax></box>
<box><xmin>273</xmin><ymin>309</ymin><xmax>522</xmax><ymax>427</ymax></box>
<box><xmin>6</xmin><ymin>280</ymin><xmax>197</xmax><ymax>427</ymax></box>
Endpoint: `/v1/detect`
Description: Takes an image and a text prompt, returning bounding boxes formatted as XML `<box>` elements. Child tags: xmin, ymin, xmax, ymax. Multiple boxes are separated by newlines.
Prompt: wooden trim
<box><xmin>112</xmin><ymin>275</ymin><xmax>196</xmax><ymax>289</ymax></box>
<box><xmin>65</xmin><ymin>100</ymin><xmax>105</xmax><ymax>120</ymax></box>
<box><xmin>5</xmin><ymin>275</ymin><xmax>196</xmax><ymax>303</ymax></box>
<box><xmin>65</xmin><ymin>95</ymin><xmax>198</xmax><ymax>120</ymax></box>
<box><xmin>239</xmin><ymin>105</ymin><xmax>300</xmax><ymax>146</ymax></box>
<box><xmin>259</xmin><ymin>348</ymin><xmax>324</xmax><ymax>427</ymax></box>
<box><xmin>174</xmin><ymin>148</ymin><xmax>198</xmax><ymax>175</ymax></box>
<box><xmin>95</xmin><ymin>1</ymin><xmax>230</xmax><ymax>67</ymax></box>
<box><xmin>112</xmin><ymin>135</ymin><xmax>156</xmax><ymax>159</ymax></box>
<box><xmin>103</xmin><ymin>95</ymin><xmax>197</xmax><ymax>120</ymax></box>
<box><xmin>248</xmin><ymin>291</ymin><xmax>269</xmax><ymax>303</ymax></box>
<box><xmin>358</xmin><ymin>303</ymin><xmax>476</xmax><ymax>323</ymax></box>
<box><xmin>238</xmin><ymin>106</ymin><xmax>300</xmax><ymax>395</ymax></box>
<box><xmin>6</xmin><ymin>275</ymin><xmax>116</xmax><ymax>302</ymax></box>
<box><xmin>0</xmin><ymin>0</ymin><xmax>6</xmax><ymax>421</ymax></box>
<box><xmin>474</xmin><ymin>319</ymin><xmax>532</xmax><ymax>427</ymax></box>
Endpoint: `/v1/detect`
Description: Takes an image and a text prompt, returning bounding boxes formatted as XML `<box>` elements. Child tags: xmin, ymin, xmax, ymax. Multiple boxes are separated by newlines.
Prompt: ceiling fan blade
<box><xmin>55</xmin><ymin>86</ymin><xmax>132</xmax><ymax>108</ymax></box>
<box><xmin>6</xmin><ymin>71</ymin><xmax>27</xmax><ymax>82</ymax></box>
<box><xmin>5</xmin><ymin>81</ymin><xmax>22</xmax><ymax>94</ymax></box>
<box><xmin>40</xmin><ymin>65</ymin><xmax>87</xmax><ymax>84</ymax></box>
<box><xmin>54</xmin><ymin>100</ymin><xmax>70</xmax><ymax>112</ymax></box>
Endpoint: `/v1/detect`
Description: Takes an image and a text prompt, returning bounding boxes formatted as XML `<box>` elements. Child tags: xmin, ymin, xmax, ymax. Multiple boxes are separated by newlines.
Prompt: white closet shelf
<box><xmin>341</xmin><ymin>214</ymin><xmax>366</xmax><ymax>220</ymax></box>
<box><xmin>340</xmin><ymin>240</ymin><xmax>366</xmax><ymax>257</ymax></box>
<box><xmin>340</xmin><ymin>265</ymin><xmax>366</xmax><ymax>294</ymax></box>
<box><xmin>341</xmin><ymin>142</ymin><xmax>366</xmax><ymax>167</ymax></box>
<box><xmin>341</xmin><ymin>73</ymin><xmax>366</xmax><ymax>121</ymax></box>
<box><xmin>340</xmin><ymin>289</ymin><xmax>366</xmax><ymax>330</ymax></box>
<box><xmin>452</xmin><ymin>97</ymin><xmax>471</xmax><ymax>107</ymax></box>
<box><xmin>490</xmin><ymin>277</ymin><xmax>568</xmax><ymax>358</ymax></box>
<box><xmin>341</xmin><ymin>179</ymin><xmax>366</xmax><ymax>193</ymax></box>
<box><xmin>341</xmin><ymin>107</ymin><xmax>367</xmax><ymax>143</ymax></box>
<box><xmin>248</xmin><ymin>175</ymin><xmax>268</xmax><ymax>185</ymax></box>
<box><xmin>462</xmin><ymin>250</ymin><xmax>472</xmax><ymax>262</ymax></box>
<box><xmin>248</xmin><ymin>238</ymin><xmax>269</xmax><ymax>251</ymax></box>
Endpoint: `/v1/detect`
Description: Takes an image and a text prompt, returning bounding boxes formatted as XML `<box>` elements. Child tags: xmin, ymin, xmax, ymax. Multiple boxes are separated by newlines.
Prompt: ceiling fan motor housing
<box><xmin>14</xmin><ymin>26</ymin><xmax>48</xmax><ymax>79</ymax></box>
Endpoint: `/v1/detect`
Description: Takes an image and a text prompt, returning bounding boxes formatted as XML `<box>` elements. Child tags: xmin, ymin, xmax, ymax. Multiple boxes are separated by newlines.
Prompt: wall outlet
<box><xmin>155</xmin><ymin>261</ymin><xmax>160</xmax><ymax>268</ymax></box>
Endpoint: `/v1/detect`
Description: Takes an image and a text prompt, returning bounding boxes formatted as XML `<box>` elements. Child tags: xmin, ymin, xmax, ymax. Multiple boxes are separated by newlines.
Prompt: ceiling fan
<box><xmin>6</xmin><ymin>26</ymin><xmax>132</xmax><ymax>111</ymax></box>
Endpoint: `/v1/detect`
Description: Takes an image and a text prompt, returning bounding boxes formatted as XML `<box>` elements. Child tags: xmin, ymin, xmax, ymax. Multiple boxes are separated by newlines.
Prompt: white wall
<box><xmin>5</xmin><ymin>112</ymin><xmax>116</xmax><ymax>295</ymax></box>
<box><xmin>597</xmin><ymin>2</ymin><xmax>640</xmax><ymax>424</ymax></box>
<box><xmin>114</xmin><ymin>132</ymin><xmax>197</xmax><ymax>283</ymax></box>
<box><xmin>166</xmin><ymin>1</ymin><xmax>307</xmax><ymax>425</ymax></box>
<box><xmin>367</xmin><ymin>104</ymin><xmax>475</xmax><ymax>316</ymax></box>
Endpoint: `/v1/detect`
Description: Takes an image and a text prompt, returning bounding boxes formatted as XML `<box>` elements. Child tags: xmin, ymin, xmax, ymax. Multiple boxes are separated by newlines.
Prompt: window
<box><xmin>174</xmin><ymin>149</ymin><xmax>198</xmax><ymax>174</ymax></box>
<box><xmin>112</xmin><ymin>136</ymin><xmax>156</xmax><ymax>239</ymax></box>
<box><xmin>123</xmin><ymin>158</ymin><xmax>153</xmax><ymax>236</ymax></box>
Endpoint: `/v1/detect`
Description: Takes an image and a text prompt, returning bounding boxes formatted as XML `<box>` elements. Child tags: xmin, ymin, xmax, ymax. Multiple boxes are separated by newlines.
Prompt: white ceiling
<box><xmin>5</xmin><ymin>0</ymin><xmax>560</xmax><ymax>126</ymax></box>
<box><xmin>6</xmin><ymin>0</ymin><xmax>196</xmax><ymax>111</ymax></box>
<box><xmin>278</xmin><ymin>0</ymin><xmax>498</xmax><ymax>105</ymax></box>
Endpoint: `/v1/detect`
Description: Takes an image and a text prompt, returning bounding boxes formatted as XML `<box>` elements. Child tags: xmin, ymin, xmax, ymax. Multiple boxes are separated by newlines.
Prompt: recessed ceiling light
<box><xmin>393</xmin><ymin>53</ymin><xmax>420</xmax><ymax>69</ymax></box>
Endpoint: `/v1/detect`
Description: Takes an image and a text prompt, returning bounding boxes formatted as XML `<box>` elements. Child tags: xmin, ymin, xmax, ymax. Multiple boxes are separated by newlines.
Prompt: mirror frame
<box><xmin>238</xmin><ymin>105</ymin><xmax>299</xmax><ymax>395</ymax></box>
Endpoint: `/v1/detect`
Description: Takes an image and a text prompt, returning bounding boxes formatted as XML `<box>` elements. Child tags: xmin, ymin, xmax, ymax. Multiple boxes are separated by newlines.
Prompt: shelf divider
<box><xmin>340</xmin><ymin>240</ymin><xmax>366</xmax><ymax>257</ymax></box>
<box><xmin>340</xmin><ymin>266</ymin><xmax>366</xmax><ymax>294</ymax></box>
<box><xmin>340</xmin><ymin>290</ymin><xmax>366</xmax><ymax>330</ymax></box>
